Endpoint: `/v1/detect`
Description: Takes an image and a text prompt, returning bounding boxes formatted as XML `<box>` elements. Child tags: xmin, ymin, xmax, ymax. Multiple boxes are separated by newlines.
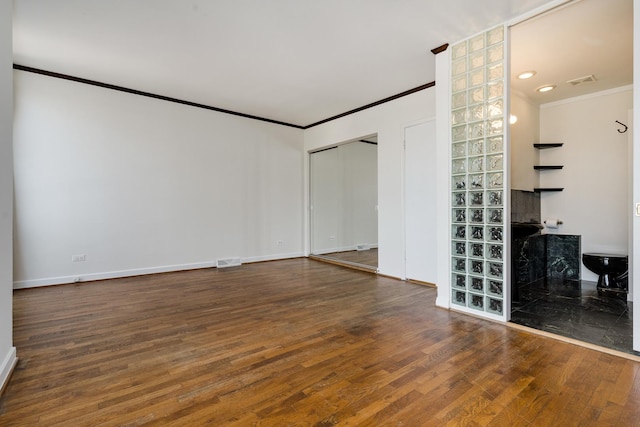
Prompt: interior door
<box><xmin>405</xmin><ymin>120</ymin><xmax>437</xmax><ymax>283</ymax></box>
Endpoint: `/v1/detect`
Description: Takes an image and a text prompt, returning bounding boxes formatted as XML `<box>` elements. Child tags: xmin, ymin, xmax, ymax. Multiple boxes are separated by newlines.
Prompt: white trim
<box><xmin>13</xmin><ymin>253</ymin><xmax>304</xmax><ymax>289</ymax></box>
<box><xmin>507</xmin><ymin>0</ymin><xmax>574</xmax><ymax>27</ymax></box>
<box><xmin>0</xmin><ymin>347</ymin><xmax>17</xmax><ymax>395</ymax></box>
<box><xmin>434</xmin><ymin>47</ymin><xmax>451</xmax><ymax>309</ymax></box>
<box><xmin>540</xmin><ymin>85</ymin><xmax>633</xmax><ymax>109</ymax></box>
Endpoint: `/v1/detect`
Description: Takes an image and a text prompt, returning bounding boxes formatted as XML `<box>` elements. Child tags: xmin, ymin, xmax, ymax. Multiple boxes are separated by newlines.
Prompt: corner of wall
<box><xmin>0</xmin><ymin>346</ymin><xmax>17</xmax><ymax>396</ymax></box>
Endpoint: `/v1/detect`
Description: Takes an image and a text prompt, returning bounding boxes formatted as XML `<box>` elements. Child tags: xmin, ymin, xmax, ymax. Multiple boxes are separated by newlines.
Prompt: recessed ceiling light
<box><xmin>537</xmin><ymin>85</ymin><xmax>556</xmax><ymax>93</ymax></box>
<box><xmin>510</xmin><ymin>115</ymin><xmax>518</xmax><ymax>125</ymax></box>
<box><xmin>518</xmin><ymin>71</ymin><xmax>536</xmax><ymax>79</ymax></box>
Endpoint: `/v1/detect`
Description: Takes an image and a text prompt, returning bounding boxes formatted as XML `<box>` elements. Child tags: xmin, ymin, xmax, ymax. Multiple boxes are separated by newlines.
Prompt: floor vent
<box><xmin>356</xmin><ymin>244</ymin><xmax>370</xmax><ymax>251</ymax></box>
<box><xmin>567</xmin><ymin>74</ymin><xmax>597</xmax><ymax>86</ymax></box>
<box><xmin>216</xmin><ymin>258</ymin><xmax>242</xmax><ymax>268</ymax></box>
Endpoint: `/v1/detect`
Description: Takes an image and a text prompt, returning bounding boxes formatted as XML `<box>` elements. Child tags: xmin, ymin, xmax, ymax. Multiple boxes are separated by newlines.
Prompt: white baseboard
<box><xmin>13</xmin><ymin>252</ymin><xmax>304</xmax><ymax>289</ymax></box>
<box><xmin>0</xmin><ymin>346</ymin><xmax>17</xmax><ymax>396</ymax></box>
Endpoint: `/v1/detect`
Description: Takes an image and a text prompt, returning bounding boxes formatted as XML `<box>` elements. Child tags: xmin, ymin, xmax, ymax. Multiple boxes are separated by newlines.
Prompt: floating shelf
<box><xmin>534</xmin><ymin>188</ymin><xmax>564</xmax><ymax>192</ymax></box>
<box><xmin>534</xmin><ymin>165</ymin><xmax>564</xmax><ymax>170</ymax></box>
<box><xmin>534</xmin><ymin>143</ymin><xmax>563</xmax><ymax>149</ymax></box>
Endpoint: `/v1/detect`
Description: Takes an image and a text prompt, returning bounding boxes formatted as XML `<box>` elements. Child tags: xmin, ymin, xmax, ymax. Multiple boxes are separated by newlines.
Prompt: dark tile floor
<box><xmin>510</xmin><ymin>279</ymin><xmax>636</xmax><ymax>355</ymax></box>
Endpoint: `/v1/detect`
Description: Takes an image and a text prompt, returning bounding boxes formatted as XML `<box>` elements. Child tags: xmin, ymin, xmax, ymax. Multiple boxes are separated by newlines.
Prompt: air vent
<box><xmin>356</xmin><ymin>244</ymin><xmax>370</xmax><ymax>251</ymax></box>
<box><xmin>216</xmin><ymin>257</ymin><xmax>242</xmax><ymax>268</ymax></box>
<box><xmin>567</xmin><ymin>74</ymin><xmax>597</xmax><ymax>86</ymax></box>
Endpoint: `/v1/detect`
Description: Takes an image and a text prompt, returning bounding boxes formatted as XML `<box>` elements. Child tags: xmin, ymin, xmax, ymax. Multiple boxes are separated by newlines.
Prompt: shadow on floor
<box><xmin>510</xmin><ymin>279</ymin><xmax>636</xmax><ymax>355</ymax></box>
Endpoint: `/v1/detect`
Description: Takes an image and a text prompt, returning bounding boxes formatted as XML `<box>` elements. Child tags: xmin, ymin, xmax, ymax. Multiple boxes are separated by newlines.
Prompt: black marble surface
<box><xmin>511</xmin><ymin>279</ymin><xmax>636</xmax><ymax>355</ymax></box>
<box><xmin>546</xmin><ymin>234</ymin><xmax>580</xmax><ymax>282</ymax></box>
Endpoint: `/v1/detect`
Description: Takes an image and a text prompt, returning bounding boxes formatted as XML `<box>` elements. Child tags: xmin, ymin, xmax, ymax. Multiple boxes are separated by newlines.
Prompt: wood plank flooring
<box><xmin>1</xmin><ymin>258</ymin><xmax>640</xmax><ymax>426</ymax></box>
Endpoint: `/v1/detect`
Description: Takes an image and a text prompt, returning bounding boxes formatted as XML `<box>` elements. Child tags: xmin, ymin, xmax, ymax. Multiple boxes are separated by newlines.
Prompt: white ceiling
<box><xmin>511</xmin><ymin>0</ymin><xmax>633</xmax><ymax>106</ymax></box>
<box><xmin>13</xmin><ymin>0</ymin><xmax>621</xmax><ymax>127</ymax></box>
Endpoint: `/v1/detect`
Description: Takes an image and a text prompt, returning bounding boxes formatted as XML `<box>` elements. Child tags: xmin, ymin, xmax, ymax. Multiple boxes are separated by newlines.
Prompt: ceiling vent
<box><xmin>567</xmin><ymin>74</ymin><xmax>597</xmax><ymax>86</ymax></box>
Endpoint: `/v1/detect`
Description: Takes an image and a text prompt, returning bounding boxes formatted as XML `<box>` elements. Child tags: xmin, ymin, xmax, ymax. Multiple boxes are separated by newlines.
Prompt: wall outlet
<box><xmin>277</xmin><ymin>240</ymin><xmax>284</xmax><ymax>246</ymax></box>
<box><xmin>72</xmin><ymin>254</ymin><xmax>86</xmax><ymax>262</ymax></box>
<box><xmin>329</xmin><ymin>236</ymin><xmax>336</xmax><ymax>241</ymax></box>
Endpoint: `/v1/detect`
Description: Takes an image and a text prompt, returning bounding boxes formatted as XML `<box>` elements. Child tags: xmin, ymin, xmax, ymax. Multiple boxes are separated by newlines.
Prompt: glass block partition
<box><xmin>450</xmin><ymin>26</ymin><xmax>506</xmax><ymax>319</ymax></box>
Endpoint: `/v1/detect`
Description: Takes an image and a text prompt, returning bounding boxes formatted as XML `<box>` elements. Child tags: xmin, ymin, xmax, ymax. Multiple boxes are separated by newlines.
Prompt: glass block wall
<box><xmin>450</xmin><ymin>26</ymin><xmax>506</xmax><ymax>319</ymax></box>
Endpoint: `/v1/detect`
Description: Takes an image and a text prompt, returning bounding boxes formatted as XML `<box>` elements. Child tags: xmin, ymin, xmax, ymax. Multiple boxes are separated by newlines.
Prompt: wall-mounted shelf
<box><xmin>534</xmin><ymin>165</ymin><xmax>564</xmax><ymax>170</ymax></box>
<box><xmin>534</xmin><ymin>143</ymin><xmax>563</xmax><ymax>149</ymax></box>
<box><xmin>534</xmin><ymin>188</ymin><xmax>564</xmax><ymax>192</ymax></box>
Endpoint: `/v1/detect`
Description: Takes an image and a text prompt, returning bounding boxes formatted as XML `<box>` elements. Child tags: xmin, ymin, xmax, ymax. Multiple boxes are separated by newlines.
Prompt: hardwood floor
<box><xmin>2</xmin><ymin>258</ymin><xmax>640</xmax><ymax>426</ymax></box>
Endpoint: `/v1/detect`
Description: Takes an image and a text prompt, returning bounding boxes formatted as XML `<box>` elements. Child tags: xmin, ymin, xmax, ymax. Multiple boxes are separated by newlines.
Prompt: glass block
<box><xmin>453</xmin><ymin>208</ymin><xmax>466</xmax><ymax>223</ymax></box>
<box><xmin>487</xmin><ymin>44</ymin><xmax>503</xmax><ymax>63</ymax></box>
<box><xmin>453</xmin><ymin>175</ymin><xmax>466</xmax><ymax>190</ymax></box>
<box><xmin>488</xmin><ymin>226</ymin><xmax>503</xmax><ymax>242</ymax></box>
<box><xmin>453</xmin><ymin>75</ymin><xmax>467</xmax><ymax>93</ymax></box>
<box><xmin>452</xmin><ymin>108</ymin><xmax>466</xmax><ymax>125</ymax></box>
<box><xmin>471</xmin><ymin>260</ymin><xmax>484</xmax><ymax>275</ymax></box>
<box><xmin>452</xmin><ymin>159</ymin><xmax>466</xmax><ymax>174</ymax></box>
<box><xmin>453</xmin><ymin>274</ymin><xmax>467</xmax><ymax>290</ymax></box>
<box><xmin>488</xmin><ymin>244</ymin><xmax>503</xmax><ymax>260</ymax></box>
<box><xmin>468</xmin><ymin>139</ymin><xmax>484</xmax><ymax>156</ymax></box>
<box><xmin>453</xmin><ymin>257</ymin><xmax>466</xmax><ymax>273</ymax></box>
<box><xmin>470</xmin><ymin>191</ymin><xmax>483</xmax><ymax>206</ymax></box>
<box><xmin>452</xmin><ymin>59</ymin><xmax>467</xmax><ymax>76</ymax></box>
<box><xmin>452</xmin><ymin>125</ymin><xmax>467</xmax><ymax>142</ymax></box>
<box><xmin>453</xmin><ymin>241</ymin><xmax>466</xmax><ymax>256</ymax></box>
<box><xmin>452</xmin><ymin>142</ymin><xmax>466</xmax><ymax>158</ymax></box>
<box><xmin>469</xmin><ymin>208</ymin><xmax>483</xmax><ymax>223</ymax></box>
<box><xmin>487</xmin><ymin>154</ymin><xmax>503</xmax><ymax>171</ymax></box>
<box><xmin>470</xmin><ymin>242</ymin><xmax>484</xmax><ymax>258</ymax></box>
<box><xmin>487</xmin><ymin>100</ymin><xmax>503</xmax><ymax>118</ymax></box>
<box><xmin>453</xmin><ymin>192</ymin><xmax>466</xmax><ymax>207</ymax></box>
<box><xmin>469</xmin><ymin>51</ymin><xmax>484</xmax><ymax>70</ymax></box>
<box><xmin>487</xmin><ymin>81</ymin><xmax>503</xmax><ymax>100</ymax></box>
<box><xmin>487</xmin><ymin>119</ymin><xmax>503</xmax><ymax>136</ymax></box>
<box><xmin>469</xmin><ymin>34</ymin><xmax>485</xmax><ymax>52</ymax></box>
<box><xmin>470</xmin><ymin>277</ymin><xmax>484</xmax><ymax>293</ymax></box>
<box><xmin>452</xmin><ymin>42</ymin><xmax>467</xmax><ymax>59</ymax></box>
<box><xmin>487</xmin><ymin>297</ymin><xmax>503</xmax><ymax>315</ymax></box>
<box><xmin>488</xmin><ymin>172</ymin><xmax>503</xmax><ymax>188</ymax></box>
<box><xmin>488</xmin><ymin>208</ymin><xmax>503</xmax><ymax>224</ymax></box>
<box><xmin>453</xmin><ymin>225</ymin><xmax>466</xmax><ymax>239</ymax></box>
<box><xmin>452</xmin><ymin>91</ymin><xmax>467</xmax><ymax>109</ymax></box>
<box><xmin>488</xmin><ymin>190</ymin><xmax>503</xmax><ymax>206</ymax></box>
<box><xmin>487</xmin><ymin>63</ymin><xmax>503</xmax><ymax>81</ymax></box>
<box><xmin>470</xmin><ymin>226</ymin><xmax>483</xmax><ymax>240</ymax></box>
<box><xmin>468</xmin><ymin>157</ymin><xmax>483</xmax><ymax>173</ymax></box>
<box><xmin>469</xmin><ymin>174</ymin><xmax>484</xmax><ymax>189</ymax></box>
<box><xmin>488</xmin><ymin>280</ymin><xmax>503</xmax><ymax>297</ymax></box>
<box><xmin>469</xmin><ymin>68</ymin><xmax>484</xmax><ymax>87</ymax></box>
<box><xmin>468</xmin><ymin>121</ymin><xmax>484</xmax><ymax>139</ymax></box>
<box><xmin>453</xmin><ymin>290</ymin><xmax>467</xmax><ymax>306</ymax></box>
<box><xmin>469</xmin><ymin>87</ymin><xmax>484</xmax><ymax>104</ymax></box>
<box><xmin>487</xmin><ymin>27</ymin><xmax>504</xmax><ymax>46</ymax></box>
<box><xmin>470</xmin><ymin>294</ymin><xmax>484</xmax><ymax>311</ymax></box>
<box><xmin>486</xmin><ymin>136</ymin><xmax>503</xmax><ymax>154</ymax></box>
<box><xmin>468</xmin><ymin>105</ymin><xmax>484</xmax><ymax>121</ymax></box>
<box><xmin>487</xmin><ymin>261</ymin><xmax>503</xmax><ymax>278</ymax></box>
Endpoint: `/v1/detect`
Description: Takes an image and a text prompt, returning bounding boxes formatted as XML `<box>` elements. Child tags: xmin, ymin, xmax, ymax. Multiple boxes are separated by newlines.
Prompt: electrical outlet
<box><xmin>72</xmin><ymin>254</ymin><xmax>86</xmax><ymax>262</ymax></box>
<box><xmin>329</xmin><ymin>236</ymin><xmax>336</xmax><ymax>241</ymax></box>
<box><xmin>277</xmin><ymin>240</ymin><xmax>284</xmax><ymax>246</ymax></box>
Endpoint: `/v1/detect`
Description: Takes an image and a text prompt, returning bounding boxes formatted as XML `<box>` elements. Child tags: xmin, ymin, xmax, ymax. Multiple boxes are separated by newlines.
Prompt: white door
<box><xmin>405</xmin><ymin>120</ymin><xmax>437</xmax><ymax>283</ymax></box>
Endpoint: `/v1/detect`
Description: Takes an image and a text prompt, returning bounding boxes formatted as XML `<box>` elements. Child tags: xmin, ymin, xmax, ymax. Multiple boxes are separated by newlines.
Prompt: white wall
<box><xmin>13</xmin><ymin>71</ymin><xmax>304</xmax><ymax>287</ymax></box>
<box><xmin>304</xmin><ymin>88</ymin><xmax>436</xmax><ymax>278</ymax></box>
<box><xmin>510</xmin><ymin>91</ymin><xmax>540</xmax><ymax>191</ymax></box>
<box><xmin>540</xmin><ymin>87</ymin><xmax>633</xmax><ymax>281</ymax></box>
<box><xmin>0</xmin><ymin>0</ymin><xmax>17</xmax><ymax>393</ymax></box>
